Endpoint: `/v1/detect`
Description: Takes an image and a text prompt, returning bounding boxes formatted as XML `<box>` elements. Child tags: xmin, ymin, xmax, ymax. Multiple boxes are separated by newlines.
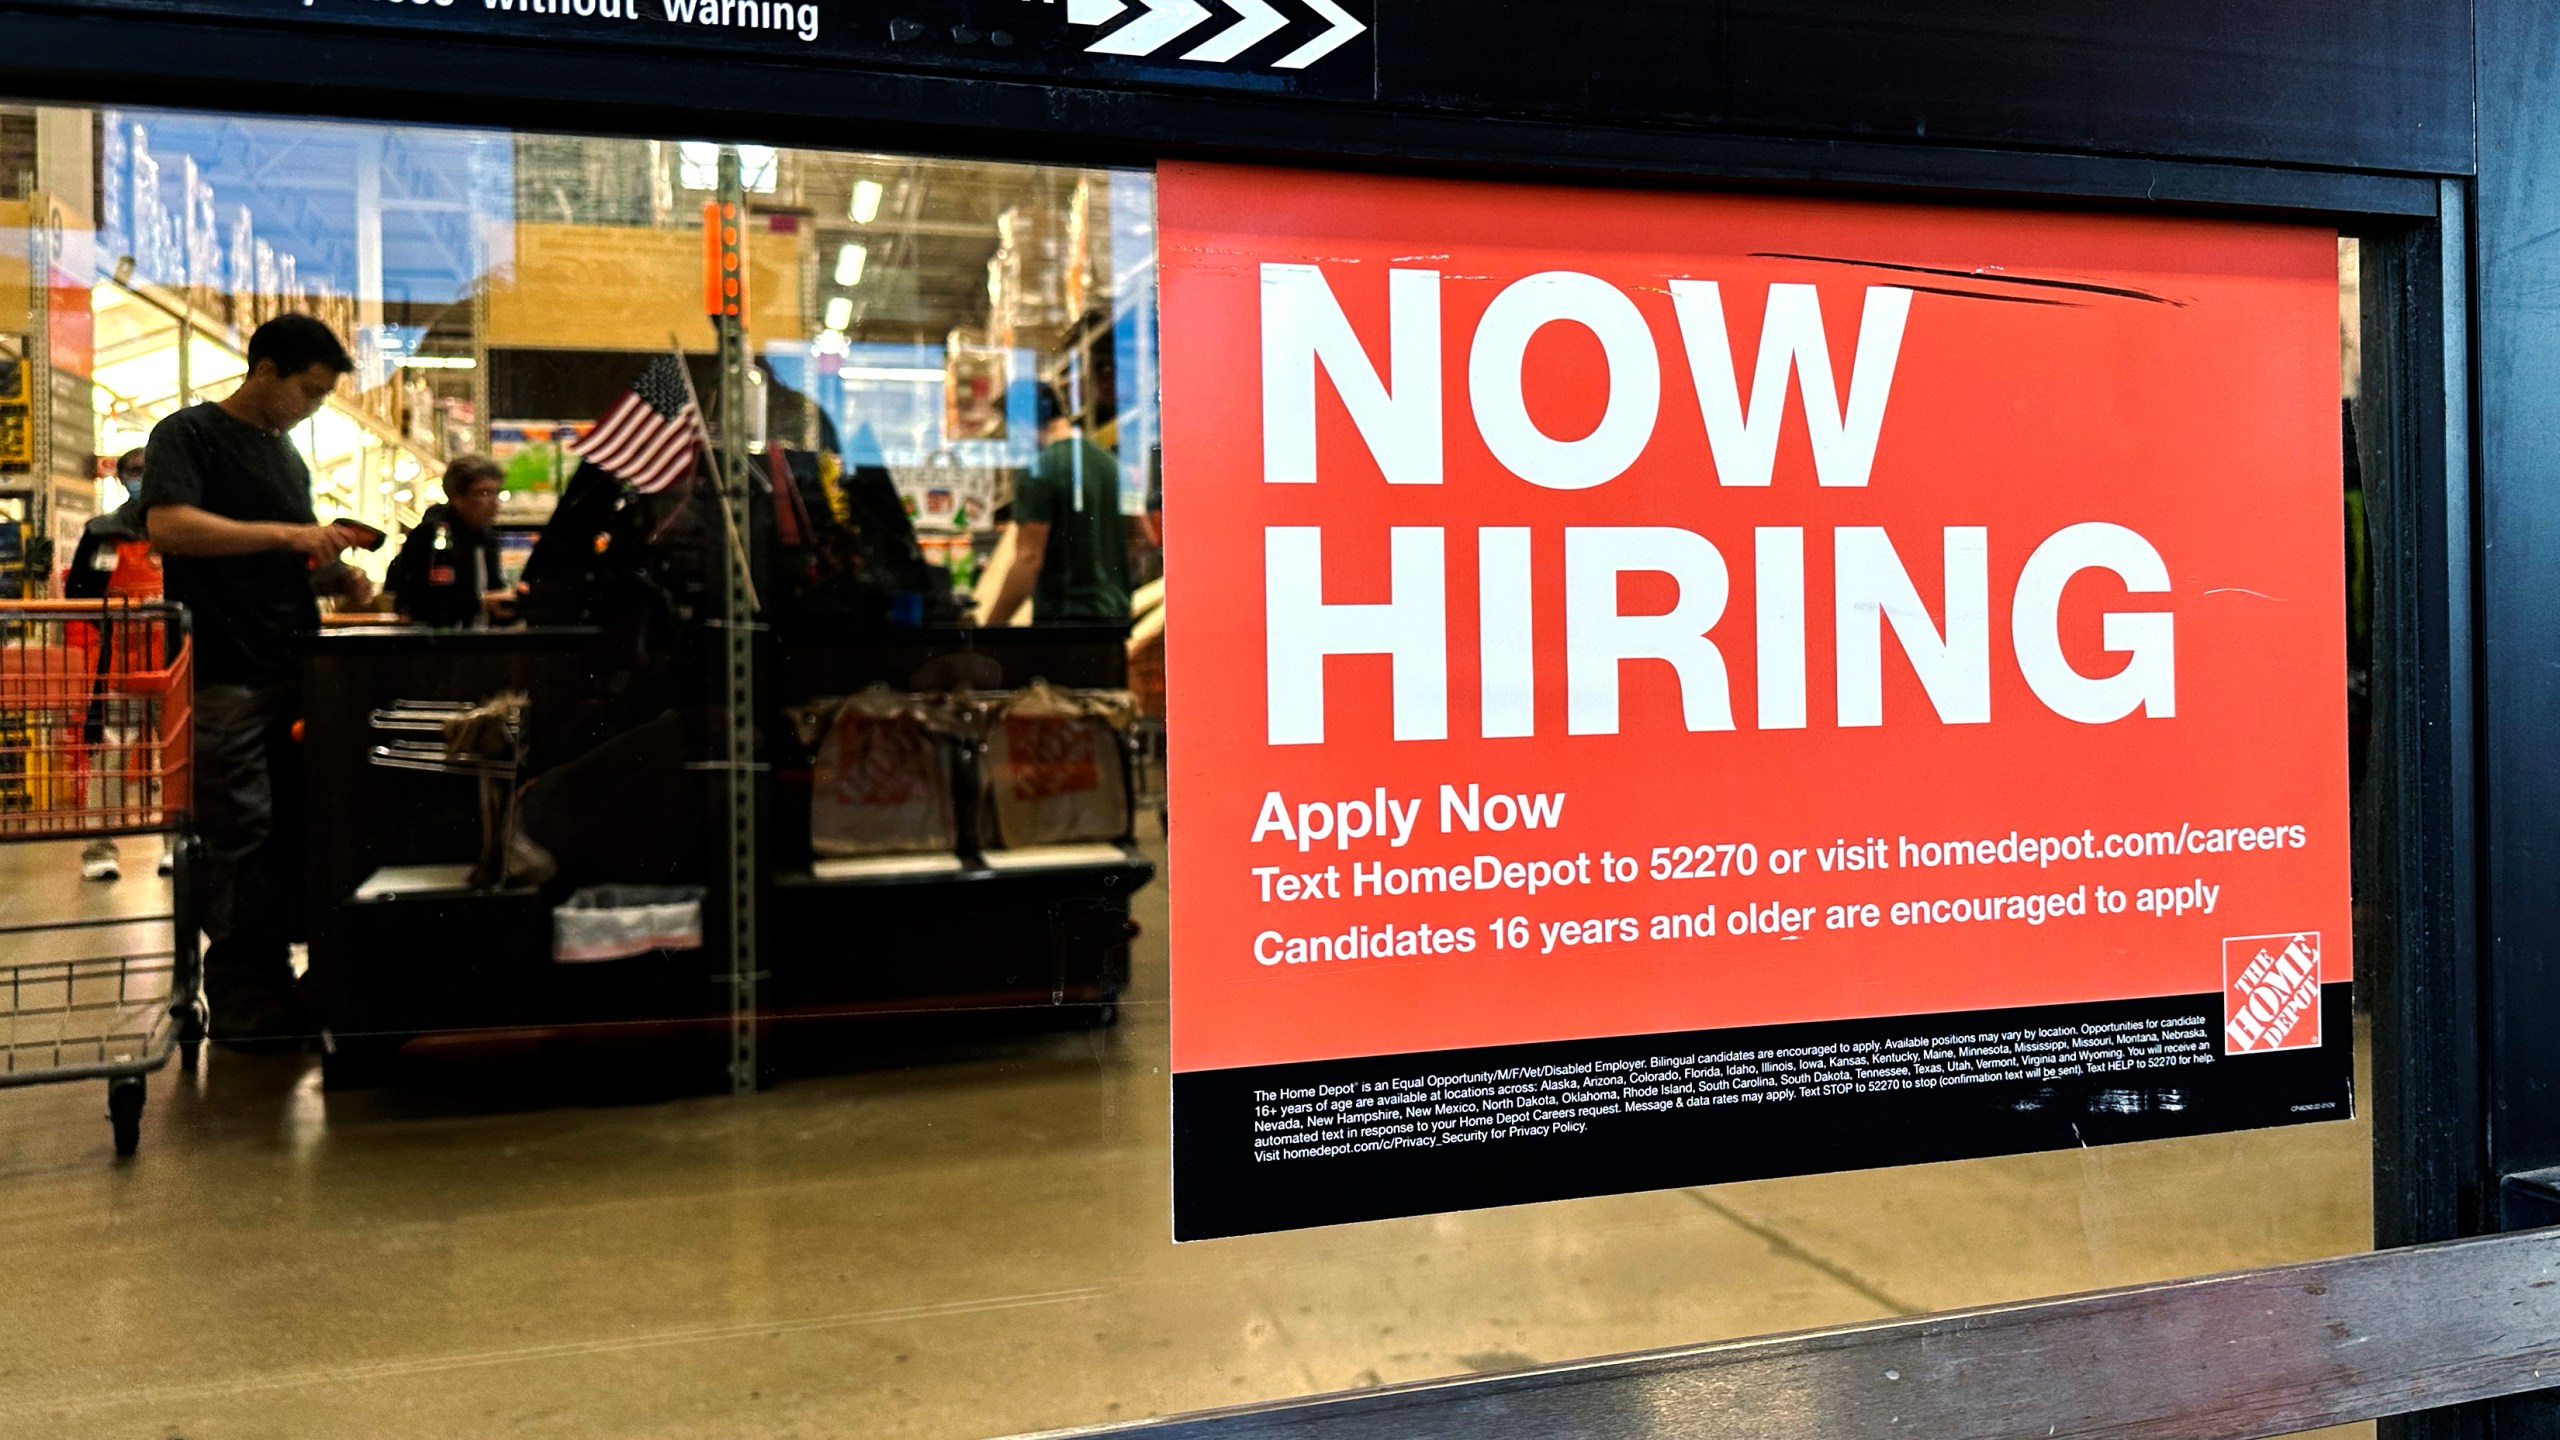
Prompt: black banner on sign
<box><xmin>25</xmin><ymin>0</ymin><xmax>1376</xmax><ymax>98</ymax></box>
<box><xmin>1172</xmin><ymin>984</ymin><xmax>2355</xmax><ymax>1241</ymax></box>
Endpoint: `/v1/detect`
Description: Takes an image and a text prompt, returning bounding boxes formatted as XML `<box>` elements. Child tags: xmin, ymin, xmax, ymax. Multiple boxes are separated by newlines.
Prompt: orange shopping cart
<box><xmin>0</xmin><ymin>599</ymin><xmax>201</xmax><ymax>1157</ymax></box>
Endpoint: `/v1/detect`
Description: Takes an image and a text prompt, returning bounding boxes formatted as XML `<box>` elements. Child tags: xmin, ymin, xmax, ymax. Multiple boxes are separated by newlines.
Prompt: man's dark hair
<box><xmin>115</xmin><ymin>447</ymin><xmax>145</xmax><ymax>474</ymax></box>
<box><xmin>1035</xmin><ymin>382</ymin><xmax>1069</xmax><ymax>428</ymax></box>
<box><xmin>245</xmin><ymin>313</ymin><xmax>355</xmax><ymax>378</ymax></box>
<box><xmin>444</xmin><ymin>454</ymin><xmax>505</xmax><ymax>494</ymax></box>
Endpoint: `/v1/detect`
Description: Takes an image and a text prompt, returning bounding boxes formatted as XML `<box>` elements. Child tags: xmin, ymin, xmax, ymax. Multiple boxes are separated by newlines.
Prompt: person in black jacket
<box><xmin>388</xmin><ymin>454</ymin><xmax>511</xmax><ymax>629</ymax></box>
<box><xmin>65</xmin><ymin>448</ymin><xmax>164</xmax><ymax>882</ymax></box>
<box><xmin>63</xmin><ymin>449</ymin><xmax>150</xmax><ymax>606</ymax></box>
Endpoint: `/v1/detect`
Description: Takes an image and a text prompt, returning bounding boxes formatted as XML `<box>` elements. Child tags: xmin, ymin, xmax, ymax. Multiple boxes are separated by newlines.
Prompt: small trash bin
<box><xmin>546</xmin><ymin>885</ymin><xmax>714</xmax><ymax>1096</ymax></box>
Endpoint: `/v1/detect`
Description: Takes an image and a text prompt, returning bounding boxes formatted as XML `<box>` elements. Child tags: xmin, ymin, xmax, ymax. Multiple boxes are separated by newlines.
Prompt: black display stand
<box><xmin>302</xmin><ymin>622</ymin><xmax>1152</xmax><ymax>1089</ymax></box>
<box><xmin>770</xmin><ymin>620</ymin><xmax>1151</xmax><ymax>1026</ymax></box>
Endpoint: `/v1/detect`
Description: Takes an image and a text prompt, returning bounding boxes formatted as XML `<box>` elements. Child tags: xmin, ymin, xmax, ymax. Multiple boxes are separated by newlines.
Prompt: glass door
<box><xmin>0</xmin><ymin>103</ymin><xmax>2491</xmax><ymax>1440</ymax></box>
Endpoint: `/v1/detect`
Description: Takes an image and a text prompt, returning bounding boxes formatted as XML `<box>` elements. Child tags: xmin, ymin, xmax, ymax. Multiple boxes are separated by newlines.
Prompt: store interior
<box><xmin>0</xmin><ymin>103</ymin><xmax>2373</xmax><ymax>1439</ymax></box>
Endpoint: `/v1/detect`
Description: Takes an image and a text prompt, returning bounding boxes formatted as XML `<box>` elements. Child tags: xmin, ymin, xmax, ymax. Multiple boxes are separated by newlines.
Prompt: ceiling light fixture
<box><xmin>835</xmin><ymin>242</ymin><xmax>868</xmax><ymax>287</ymax></box>
<box><xmin>849</xmin><ymin>178</ymin><xmax>884</xmax><ymax>225</ymax></box>
<box><xmin>823</xmin><ymin>295</ymin><xmax>854</xmax><ymax>331</ymax></box>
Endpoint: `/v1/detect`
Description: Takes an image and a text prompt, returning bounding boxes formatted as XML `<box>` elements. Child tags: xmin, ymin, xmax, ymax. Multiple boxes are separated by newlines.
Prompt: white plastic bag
<box><xmin>552</xmin><ymin>884</ymin><xmax>705</xmax><ymax>964</ymax></box>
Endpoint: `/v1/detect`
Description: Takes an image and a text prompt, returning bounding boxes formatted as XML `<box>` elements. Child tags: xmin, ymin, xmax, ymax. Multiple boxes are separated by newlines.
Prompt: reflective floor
<box><xmin>0</xmin><ymin>831</ymin><xmax>2372</xmax><ymax>1439</ymax></box>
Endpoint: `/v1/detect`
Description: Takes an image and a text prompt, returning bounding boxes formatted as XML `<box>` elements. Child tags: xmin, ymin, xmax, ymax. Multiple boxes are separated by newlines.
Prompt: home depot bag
<box><xmin>794</xmin><ymin>686</ymin><xmax>957</xmax><ymax>857</ymax></box>
<box><xmin>977</xmin><ymin>682</ymin><xmax>1134</xmax><ymax>848</ymax></box>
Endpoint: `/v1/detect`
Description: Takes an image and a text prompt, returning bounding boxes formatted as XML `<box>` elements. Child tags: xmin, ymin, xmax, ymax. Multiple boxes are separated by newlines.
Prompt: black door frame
<box><xmin>2472</xmin><ymin>0</ymin><xmax>2560</xmax><ymax>1434</ymax></box>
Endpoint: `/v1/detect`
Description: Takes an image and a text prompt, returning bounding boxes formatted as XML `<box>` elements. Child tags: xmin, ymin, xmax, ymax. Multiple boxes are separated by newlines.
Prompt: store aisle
<box><xmin>0</xmin><ymin>823</ymin><xmax>2370</xmax><ymax>1439</ymax></box>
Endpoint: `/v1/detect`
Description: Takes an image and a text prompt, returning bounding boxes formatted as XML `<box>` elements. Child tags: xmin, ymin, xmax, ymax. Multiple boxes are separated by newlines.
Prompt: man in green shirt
<box><xmin>987</xmin><ymin>385</ymin><xmax>1130</xmax><ymax>626</ymax></box>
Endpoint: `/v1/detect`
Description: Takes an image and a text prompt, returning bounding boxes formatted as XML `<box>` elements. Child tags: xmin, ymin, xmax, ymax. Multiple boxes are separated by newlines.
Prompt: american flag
<box><xmin>570</xmin><ymin>355</ymin><xmax>705</xmax><ymax>494</ymax></box>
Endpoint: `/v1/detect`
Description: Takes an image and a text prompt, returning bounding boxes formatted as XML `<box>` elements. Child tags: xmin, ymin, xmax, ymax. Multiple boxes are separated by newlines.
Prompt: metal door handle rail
<box><xmin>1007</xmin><ymin>1226</ymin><xmax>2560</xmax><ymax>1440</ymax></box>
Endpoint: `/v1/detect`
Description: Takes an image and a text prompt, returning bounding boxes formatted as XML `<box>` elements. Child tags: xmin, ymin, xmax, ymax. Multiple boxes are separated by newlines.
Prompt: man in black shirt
<box><xmin>140</xmin><ymin>313</ymin><xmax>370</xmax><ymax>1045</ymax></box>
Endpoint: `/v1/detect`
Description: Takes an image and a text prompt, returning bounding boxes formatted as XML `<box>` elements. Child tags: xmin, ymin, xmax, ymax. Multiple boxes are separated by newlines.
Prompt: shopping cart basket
<box><xmin>0</xmin><ymin>600</ymin><xmax>199</xmax><ymax>1157</ymax></box>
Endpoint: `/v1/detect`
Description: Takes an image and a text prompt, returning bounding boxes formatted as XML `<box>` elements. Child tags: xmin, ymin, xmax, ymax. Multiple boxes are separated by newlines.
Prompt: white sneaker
<box><xmin>80</xmin><ymin>841</ymin><xmax>122</xmax><ymax>882</ymax></box>
<box><xmin>157</xmin><ymin>847</ymin><xmax>173</xmax><ymax>877</ymax></box>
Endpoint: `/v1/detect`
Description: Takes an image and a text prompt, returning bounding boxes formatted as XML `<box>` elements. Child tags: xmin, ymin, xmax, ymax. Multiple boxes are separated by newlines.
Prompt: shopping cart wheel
<box><xmin>107</xmin><ymin>1076</ymin><xmax>145</xmax><ymax>1158</ymax></box>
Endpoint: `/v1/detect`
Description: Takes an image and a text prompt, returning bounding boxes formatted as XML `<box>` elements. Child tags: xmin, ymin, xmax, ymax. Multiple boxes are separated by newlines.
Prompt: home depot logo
<box><xmin>2223</xmin><ymin>933</ymin><xmax>2322</xmax><ymax>1053</ymax></box>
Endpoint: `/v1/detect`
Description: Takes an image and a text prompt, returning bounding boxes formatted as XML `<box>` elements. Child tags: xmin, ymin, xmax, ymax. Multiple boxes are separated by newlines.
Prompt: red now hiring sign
<box><xmin>1155</xmin><ymin>162</ymin><xmax>2356</xmax><ymax>1238</ymax></box>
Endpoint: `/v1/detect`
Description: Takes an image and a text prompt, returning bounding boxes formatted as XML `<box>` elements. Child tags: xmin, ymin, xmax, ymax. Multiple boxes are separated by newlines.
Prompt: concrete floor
<box><xmin>0</xmin><ymin>829</ymin><xmax>2373</xmax><ymax>1439</ymax></box>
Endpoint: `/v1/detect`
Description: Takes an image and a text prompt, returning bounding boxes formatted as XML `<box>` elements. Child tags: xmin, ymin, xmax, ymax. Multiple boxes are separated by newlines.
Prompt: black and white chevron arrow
<box><xmin>1063</xmin><ymin>0</ymin><xmax>1365</xmax><ymax>69</ymax></box>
